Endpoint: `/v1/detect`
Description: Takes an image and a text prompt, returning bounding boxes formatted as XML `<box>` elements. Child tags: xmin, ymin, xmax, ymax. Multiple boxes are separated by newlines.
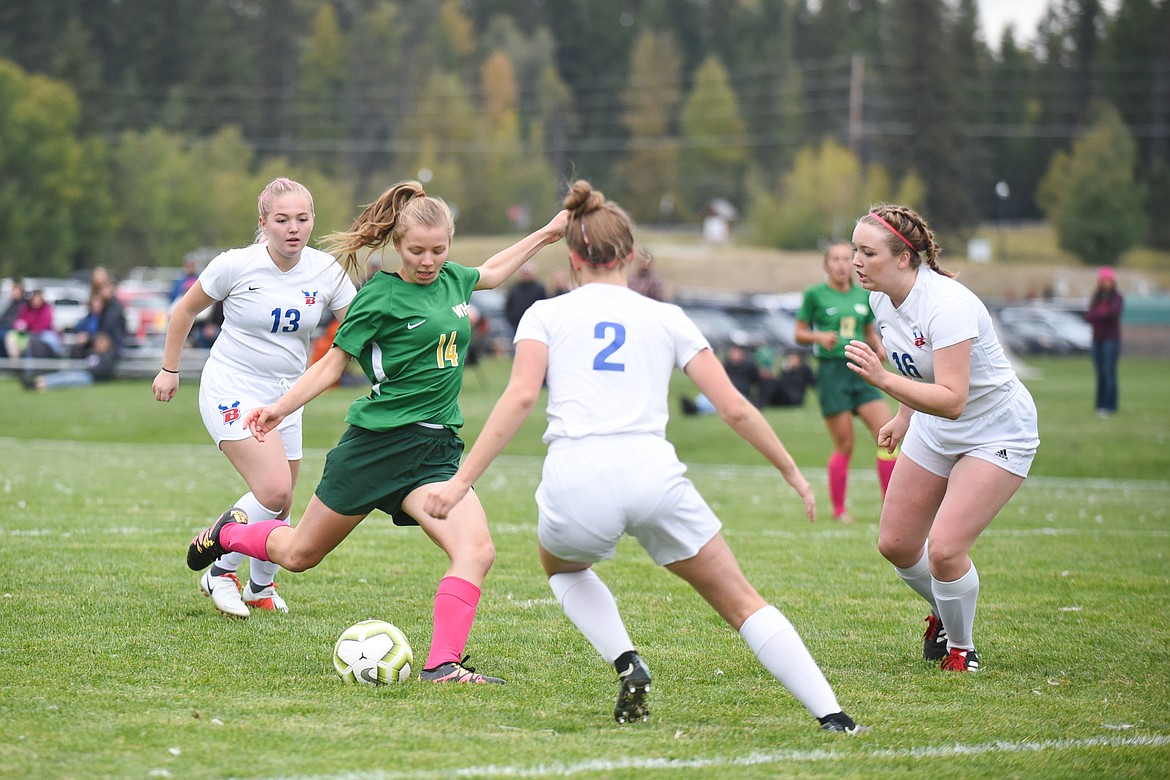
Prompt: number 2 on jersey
<box><xmin>593</xmin><ymin>322</ymin><xmax>626</xmax><ymax>372</ymax></box>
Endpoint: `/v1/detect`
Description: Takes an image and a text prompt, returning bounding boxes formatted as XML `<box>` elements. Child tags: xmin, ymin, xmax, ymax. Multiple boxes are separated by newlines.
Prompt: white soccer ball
<box><xmin>333</xmin><ymin>619</ymin><xmax>413</xmax><ymax>685</ymax></box>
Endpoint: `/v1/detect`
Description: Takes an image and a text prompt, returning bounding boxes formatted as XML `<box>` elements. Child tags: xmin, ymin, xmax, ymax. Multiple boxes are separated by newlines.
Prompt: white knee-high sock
<box><xmin>932</xmin><ymin>564</ymin><xmax>979</xmax><ymax>650</ymax></box>
<box><xmin>894</xmin><ymin>543</ymin><xmax>938</xmax><ymax>611</ymax></box>
<box><xmin>548</xmin><ymin>570</ymin><xmax>634</xmax><ymax>664</ymax></box>
<box><xmin>739</xmin><ymin>605</ymin><xmax>841</xmax><ymax>719</ymax></box>
<box><xmin>219</xmin><ymin>492</ymin><xmax>282</xmax><ymax>583</ymax></box>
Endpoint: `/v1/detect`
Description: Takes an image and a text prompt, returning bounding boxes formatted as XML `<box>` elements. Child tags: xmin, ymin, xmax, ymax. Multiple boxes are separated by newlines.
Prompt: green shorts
<box><xmin>315</xmin><ymin>424</ymin><xmax>464</xmax><ymax>526</ymax></box>
<box><xmin>815</xmin><ymin>359</ymin><xmax>886</xmax><ymax>417</ymax></box>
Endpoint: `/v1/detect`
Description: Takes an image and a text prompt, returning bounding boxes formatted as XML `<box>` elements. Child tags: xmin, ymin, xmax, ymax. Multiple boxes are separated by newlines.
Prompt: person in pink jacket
<box><xmin>3</xmin><ymin>289</ymin><xmax>64</xmax><ymax>358</ymax></box>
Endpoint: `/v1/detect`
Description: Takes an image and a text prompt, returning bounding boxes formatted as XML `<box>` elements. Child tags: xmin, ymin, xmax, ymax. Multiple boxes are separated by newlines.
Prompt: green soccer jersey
<box><xmin>333</xmin><ymin>262</ymin><xmax>480</xmax><ymax>431</ymax></box>
<box><xmin>796</xmin><ymin>283</ymin><xmax>875</xmax><ymax>361</ymax></box>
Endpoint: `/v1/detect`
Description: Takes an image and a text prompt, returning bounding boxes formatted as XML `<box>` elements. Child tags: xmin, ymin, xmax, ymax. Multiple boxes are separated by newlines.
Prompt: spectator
<box><xmin>89</xmin><ymin>265</ymin><xmax>112</xmax><ymax>298</ymax></box>
<box><xmin>505</xmin><ymin>261</ymin><xmax>547</xmax><ymax>331</ymax></box>
<box><xmin>680</xmin><ymin>343</ymin><xmax>762</xmax><ymax>415</ymax></box>
<box><xmin>190</xmin><ymin>300</ymin><xmax>224</xmax><ymax>349</ymax></box>
<box><xmin>627</xmin><ymin>251</ymin><xmax>665</xmax><ymax>301</ymax></box>
<box><xmin>170</xmin><ymin>258</ymin><xmax>201</xmax><ymax>302</ymax></box>
<box><xmin>766</xmin><ymin>350</ymin><xmax>817</xmax><ymax>407</ymax></box>
<box><xmin>24</xmin><ymin>331</ymin><xmax>119</xmax><ymax>391</ymax></box>
<box><xmin>73</xmin><ymin>280</ymin><xmax>126</xmax><ymax>357</ymax></box>
<box><xmin>1</xmin><ymin>280</ymin><xmax>27</xmax><ymax>344</ymax></box>
<box><xmin>549</xmin><ymin>269</ymin><xmax>572</xmax><ymax>296</ymax></box>
<box><xmin>4</xmin><ymin>289</ymin><xmax>64</xmax><ymax>358</ymax></box>
<box><xmin>1085</xmin><ymin>266</ymin><xmax>1123</xmax><ymax>417</ymax></box>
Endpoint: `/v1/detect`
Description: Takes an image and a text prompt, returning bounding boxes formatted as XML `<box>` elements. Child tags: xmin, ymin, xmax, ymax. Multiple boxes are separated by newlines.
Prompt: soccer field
<box><xmin>1</xmin><ymin>357</ymin><xmax>1167</xmax><ymax>779</ymax></box>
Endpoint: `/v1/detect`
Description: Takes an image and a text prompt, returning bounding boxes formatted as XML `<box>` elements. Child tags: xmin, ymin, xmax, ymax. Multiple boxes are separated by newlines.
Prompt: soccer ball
<box><xmin>332</xmin><ymin>619</ymin><xmax>413</xmax><ymax>685</ymax></box>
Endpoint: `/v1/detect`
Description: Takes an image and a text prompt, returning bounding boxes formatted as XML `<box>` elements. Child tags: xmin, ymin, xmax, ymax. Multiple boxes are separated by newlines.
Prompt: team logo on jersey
<box><xmin>854</xmin><ymin>304</ymin><xmax>869</xmax><ymax>315</ymax></box>
<box><xmin>912</xmin><ymin>327</ymin><xmax>927</xmax><ymax>347</ymax></box>
<box><xmin>302</xmin><ymin>290</ymin><xmax>318</xmax><ymax>305</ymax></box>
<box><xmin>451</xmin><ymin>302</ymin><xmax>471</xmax><ymax>318</ymax></box>
<box><xmin>218</xmin><ymin>401</ymin><xmax>241</xmax><ymax>425</ymax></box>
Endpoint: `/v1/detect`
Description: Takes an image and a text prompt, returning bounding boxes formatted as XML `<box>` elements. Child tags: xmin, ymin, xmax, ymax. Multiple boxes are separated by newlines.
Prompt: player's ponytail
<box><xmin>322</xmin><ymin>181</ymin><xmax>453</xmax><ymax>284</ymax></box>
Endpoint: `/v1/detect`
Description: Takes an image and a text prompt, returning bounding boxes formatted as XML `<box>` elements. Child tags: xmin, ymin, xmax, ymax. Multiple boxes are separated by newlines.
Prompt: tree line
<box><xmin>0</xmin><ymin>0</ymin><xmax>1165</xmax><ymax>280</ymax></box>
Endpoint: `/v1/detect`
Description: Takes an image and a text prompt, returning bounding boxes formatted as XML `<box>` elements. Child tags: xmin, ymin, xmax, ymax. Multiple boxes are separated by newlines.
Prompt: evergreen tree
<box><xmin>881</xmin><ymin>0</ymin><xmax>977</xmax><ymax>232</ymax></box>
<box><xmin>616</xmin><ymin>30</ymin><xmax>682</xmax><ymax>223</ymax></box>
<box><xmin>297</xmin><ymin>4</ymin><xmax>348</xmax><ymax>175</ymax></box>
<box><xmin>679</xmin><ymin>56</ymin><xmax>748</xmax><ymax>216</ymax></box>
<box><xmin>344</xmin><ymin>2</ymin><xmax>407</xmax><ymax>198</ymax></box>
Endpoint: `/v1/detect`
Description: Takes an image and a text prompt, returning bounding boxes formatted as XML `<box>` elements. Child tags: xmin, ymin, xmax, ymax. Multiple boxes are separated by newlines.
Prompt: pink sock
<box><xmin>876</xmin><ymin>453</ymin><xmax>897</xmax><ymax>499</ymax></box>
<box><xmin>424</xmin><ymin>576</ymin><xmax>481</xmax><ymax>670</ymax></box>
<box><xmin>828</xmin><ymin>452</ymin><xmax>849</xmax><ymax>517</ymax></box>
<box><xmin>220</xmin><ymin>519</ymin><xmax>286</xmax><ymax>561</ymax></box>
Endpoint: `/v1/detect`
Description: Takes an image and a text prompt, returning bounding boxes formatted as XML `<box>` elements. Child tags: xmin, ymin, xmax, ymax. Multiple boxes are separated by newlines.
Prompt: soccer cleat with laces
<box><xmin>199</xmin><ymin>570</ymin><xmax>249</xmax><ymax>619</ymax></box>
<box><xmin>243</xmin><ymin>580</ymin><xmax>288</xmax><ymax>613</ymax></box>
<box><xmin>941</xmin><ymin>647</ymin><xmax>980</xmax><ymax>672</ymax></box>
<box><xmin>923</xmin><ymin>612</ymin><xmax>949</xmax><ymax>661</ymax></box>
<box><xmin>418</xmin><ymin>655</ymin><xmax>505</xmax><ymax>684</ymax></box>
<box><xmin>818</xmin><ymin>711</ymin><xmax>870</xmax><ymax>735</ymax></box>
<box><xmin>614</xmin><ymin>651</ymin><xmax>651</xmax><ymax>724</ymax></box>
<box><xmin>187</xmin><ymin>507</ymin><xmax>248</xmax><ymax>571</ymax></box>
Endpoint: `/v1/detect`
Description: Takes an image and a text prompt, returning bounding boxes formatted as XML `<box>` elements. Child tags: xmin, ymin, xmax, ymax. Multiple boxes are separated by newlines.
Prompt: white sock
<box><xmin>229</xmin><ymin>492</ymin><xmax>282</xmax><ymax>586</ymax></box>
<box><xmin>894</xmin><ymin>543</ymin><xmax>937</xmax><ymax>611</ymax></box>
<box><xmin>548</xmin><ymin>570</ymin><xmax>634</xmax><ymax>664</ymax></box>
<box><xmin>739</xmin><ymin>605</ymin><xmax>841</xmax><ymax>719</ymax></box>
<box><xmin>932</xmin><ymin>564</ymin><xmax>979</xmax><ymax>651</ymax></box>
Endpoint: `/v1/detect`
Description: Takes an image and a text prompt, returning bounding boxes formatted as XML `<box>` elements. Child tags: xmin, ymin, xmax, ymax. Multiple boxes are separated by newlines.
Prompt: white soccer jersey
<box><xmin>870</xmin><ymin>269</ymin><xmax>1017</xmax><ymax>420</ymax></box>
<box><xmin>199</xmin><ymin>244</ymin><xmax>356</xmax><ymax>382</ymax></box>
<box><xmin>515</xmin><ymin>284</ymin><xmax>709</xmax><ymax>443</ymax></box>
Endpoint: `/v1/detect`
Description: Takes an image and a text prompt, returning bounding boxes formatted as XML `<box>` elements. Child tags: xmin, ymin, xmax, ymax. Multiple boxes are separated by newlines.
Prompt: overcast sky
<box><xmin>977</xmin><ymin>0</ymin><xmax>1120</xmax><ymax>44</ymax></box>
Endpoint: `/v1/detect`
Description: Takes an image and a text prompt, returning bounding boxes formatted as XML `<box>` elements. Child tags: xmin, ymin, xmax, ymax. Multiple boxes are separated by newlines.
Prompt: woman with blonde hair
<box><xmin>186</xmin><ymin>180</ymin><xmax>568</xmax><ymax>683</ymax></box>
<box><xmin>155</xmin><ymin>177</ymin><xmax>356</xmax><ymax>619</ymax></box>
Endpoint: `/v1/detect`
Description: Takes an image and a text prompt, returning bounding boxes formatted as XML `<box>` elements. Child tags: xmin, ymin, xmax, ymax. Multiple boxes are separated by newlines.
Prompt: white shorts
<box><xmin>536</xmin><ymin>434</ymin><xmax>721</xmax><ymax>566</ymax></box>
<box><xmin>901</xmin><ymin>379</ymin><xmax>1038</xmax><ymax>479</ymax></box>
<box><xmin>198</xmin><ymin>359</ymin><xmax>303</xmax><ymax>460</ymax></box>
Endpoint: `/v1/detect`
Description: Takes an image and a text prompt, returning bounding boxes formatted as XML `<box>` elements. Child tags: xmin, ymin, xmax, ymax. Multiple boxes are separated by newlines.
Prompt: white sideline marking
<box><xmin>252</xmin><ymin>734</ymin><xmax>1170</xmax><ymax>779</ymax></box>
<box><xmin>3</xmin><ymin>439</ymin><xmax>1170</xmax><ymax>492</ymax></box>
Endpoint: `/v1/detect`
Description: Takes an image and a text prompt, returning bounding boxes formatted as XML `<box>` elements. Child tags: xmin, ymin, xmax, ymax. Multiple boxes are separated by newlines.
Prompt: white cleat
<box><xmin>243</xmin><ymin>580</ymin><xmax>288</xmax><ymax>613</ymax></box>
<box><xmin>199</xmin><ymin>570</ymin><xmax>250</xmax><ymax>619</ymax></box>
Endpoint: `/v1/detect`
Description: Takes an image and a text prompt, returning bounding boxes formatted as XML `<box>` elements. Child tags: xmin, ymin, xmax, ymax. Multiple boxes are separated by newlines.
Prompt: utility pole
<box><xmin>849</xmin><ymin>55</ymin><xmax>865</xmax><ymax>161</ymax></box>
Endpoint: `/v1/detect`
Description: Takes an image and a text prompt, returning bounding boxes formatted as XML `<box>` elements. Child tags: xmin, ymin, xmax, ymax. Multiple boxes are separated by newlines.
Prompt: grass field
<box><xmin>1</xmin><ymin>355</ymin><xmax>1168</xmax><ymax>779</ymax></box>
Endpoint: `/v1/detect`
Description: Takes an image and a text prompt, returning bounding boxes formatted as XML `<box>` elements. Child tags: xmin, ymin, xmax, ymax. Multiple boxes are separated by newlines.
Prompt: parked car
<box><xmin>117</xmin><ymin>286</ymin><xmax>171</xmax><ymax>347</ymax></box>
<box><xmin>996</xmin><ymin>305</ymin><xmax>1092</xmax><ymax>355</ymax></box>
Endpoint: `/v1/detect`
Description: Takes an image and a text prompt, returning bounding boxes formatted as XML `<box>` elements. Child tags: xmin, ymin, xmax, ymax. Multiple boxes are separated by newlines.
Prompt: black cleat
<box><xmin>186</xmin><ymin>507</ymin><xmax>248</xmax><ymax>571</ymax></box>
<box><xmin>419</xmin><ymin>655</ymin><xmax>505</xmax><ymax>684</ymax></box>
<box><xmin>940</xmin><ymin>647</ymin><xmax>980</xmax><ymax>673</ymax></box>
<box><xmin>614</xmin><ymin>651</ymin><xmax>651</xmax><ymax>724</ymax></box>
<box><xmin>818</xmin><ymin>711</ymin><xmax>870</xmax><ymax>735</ymax></box>
<box><xmin>923</xmin><ymin>612</ymin><xmax>949</xmax><ymax>661</ymax></box>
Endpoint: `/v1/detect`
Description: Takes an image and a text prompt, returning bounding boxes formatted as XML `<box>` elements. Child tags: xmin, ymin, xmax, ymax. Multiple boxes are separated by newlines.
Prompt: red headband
<box><xmin>868</xmin><ymin>212</ymin><xmax>916</xmax><ymax>253</ymax></box>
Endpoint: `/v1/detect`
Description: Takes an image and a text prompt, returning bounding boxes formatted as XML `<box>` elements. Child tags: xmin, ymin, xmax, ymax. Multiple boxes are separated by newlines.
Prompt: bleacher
<box><xmin>0</xmin><ymin>347</ymin><xmax>209</xmax><ymax>380</ymax></box>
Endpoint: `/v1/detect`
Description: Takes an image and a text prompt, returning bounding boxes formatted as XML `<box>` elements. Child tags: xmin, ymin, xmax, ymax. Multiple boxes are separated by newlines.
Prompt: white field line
<box><xmin>3</xmin><ymin>439</ymin><xmax>1169</xmax><ymax>493</ymax></box>
<box><xmin>248</xmin><ymin>734</ymin><xmax>1170</xmax><ymax>780</ymax></box>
